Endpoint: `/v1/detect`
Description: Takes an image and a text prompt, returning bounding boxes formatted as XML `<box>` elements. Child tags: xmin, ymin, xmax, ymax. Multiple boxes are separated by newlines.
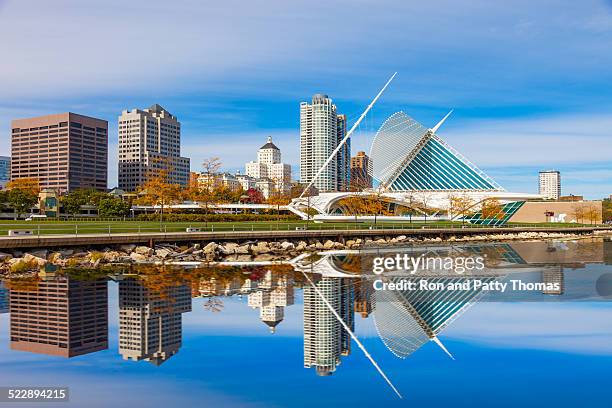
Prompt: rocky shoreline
<box><xmin>1</xmin><ymin>230</ymin><xmax>611</xmax><ymax>277</ymax></box>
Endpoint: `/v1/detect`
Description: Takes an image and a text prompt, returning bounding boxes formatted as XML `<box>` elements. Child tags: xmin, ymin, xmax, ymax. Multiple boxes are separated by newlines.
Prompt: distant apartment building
<box><xmin>0</xmin><ymin>156</ymin><xmax>10</xmax><ymax>188</ymax></box>
<box><xmin>0</xmin><ymin>281</ymin><xmax>8</xmax><ymax>314</ymax></box>
<box><xmin>9</xmin><ymin>277</ymin><xmax>108</xmax><ymax>357</ymax></box>
<box><xmin>539</xmin><ymin>170</ymin><xmax>561</xmax><ymax>200</ymax></box>
<box><xmin>245</xmin><ymin>136</ymin><xmax>292</xmax><ymax>193</ymax></box>
<box><xmin>118</xmin><ymin>279</ymin><xmax>192</xmax><ymax>365</ymax></box>
<box><xmin>11</xmin><ymin>113</ymin><xmax>108</xmax><ymax>193</ymax></box>
<box><xmin>350</xmin><ymin>151</ymin><xmax>373</xmax><ymax>189</ymax></box>
<box><xmin>118</xmin><ymin>104</ymin><xmax>190</xmax><ymax>192</ymax></box>
<box><xmin>303</xmin><ymin>277</ymin><xmax>354</xmax><ymax>376</ymax></box>
<box><xmin>300</xmin><ymin>95</ymin><xmax>350</xmax><ymax>193</ymax></box>
<box><xmin>247</xmin><ymin>270</ymin><xmax>295</xmax><ymax>333</ymax></box>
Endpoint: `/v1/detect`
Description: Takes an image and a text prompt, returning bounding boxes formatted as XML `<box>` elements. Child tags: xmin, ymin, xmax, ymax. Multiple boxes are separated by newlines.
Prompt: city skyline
<box><xmin>1</xmin><ymin>1</ymin><xmax>612</xmax><ymax>198</ymax></box>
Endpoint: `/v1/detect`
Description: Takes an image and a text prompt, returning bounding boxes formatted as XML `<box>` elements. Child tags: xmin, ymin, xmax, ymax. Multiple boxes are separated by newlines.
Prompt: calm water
<box><xmin>1</xmin><ymin>238</ymin><xmax>612</xmax><ymax>407</ymax></box>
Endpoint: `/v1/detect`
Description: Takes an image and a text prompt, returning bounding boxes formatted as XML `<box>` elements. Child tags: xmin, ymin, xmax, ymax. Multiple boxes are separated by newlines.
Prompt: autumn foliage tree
<box><xmin>137</xmin><ymin>158</ymin><xmax>181</xmax><ymax>224</ymax></box>
<box><xmin>448</xmin><ymin>194</ymin><xmax>476</xmax><ymax>225</ymax></box>
<box><xmin>480</xmin><ymin>198</ymin><xmax>505</xmax><ymax>222</ymax></box>
<box><xmin>5</xmin><ymin>178</ymin><xmax>40</xmax><ymax>219</ymax></box>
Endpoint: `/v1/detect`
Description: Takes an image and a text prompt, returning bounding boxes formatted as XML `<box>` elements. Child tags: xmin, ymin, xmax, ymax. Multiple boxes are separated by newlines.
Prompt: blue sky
<box><xmin>1</xmin><ymin>285</ymin><xmax>611</xmax><ymax>407</ymax></box>
<box><xmin>1</xmin><ymin>0</ymin><xmax>612</xmax><ymax>198</ymax></box>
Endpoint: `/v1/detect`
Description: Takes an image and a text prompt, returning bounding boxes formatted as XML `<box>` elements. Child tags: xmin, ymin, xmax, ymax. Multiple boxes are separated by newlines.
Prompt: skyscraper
<box><xmin>303</xmin><ymin>277</ymin><xmax>354</xmax><ymax>376</ymax></box>
<box><xmin>539</xmin><ymin>170</ymin><xmax>561</xmax><ymax>200</ymax></box>
<box><xmin>350</xmin><ymin>151</ymin><xmax>373</xmax><ymax>189</ymax></box>
<box><xmin>300</xmin><ymin>94</ymin><xmax>350</xmax><ymax>193</ymax></box>
<box><xmin>11</xmin><ymin>113</ymin><xmax>108</xmax><ymax>193</ymax></box>
<box><xmin>0</xmin><ymin>156</ymin><xmax>10</xmax><ymax>189</ymax></box>
<box><xmin>118</xmin><ymin>279</ymin><xmax>192</xmax><ymax>365</ymax></box>
<box><xmin>245</xmin><ymin>136</ymin><xmax>292</xmax><ymax>194</ymax></box>
<box><xmin>9</xmin><ymin>277</ymin><xmax>108</xmax><ymax>357</ymax></box>
<box><xmin>118</xmin><ymin>104</ymin><xmax>190</xmax><ymax>192</ymax></box>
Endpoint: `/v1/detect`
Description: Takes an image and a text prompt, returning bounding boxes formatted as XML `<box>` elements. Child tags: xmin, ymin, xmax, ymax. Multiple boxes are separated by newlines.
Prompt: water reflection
<box><xmin>1</xmin><ymin>238</ymin><xmax>611</xmax><ymax>384</ymax></box>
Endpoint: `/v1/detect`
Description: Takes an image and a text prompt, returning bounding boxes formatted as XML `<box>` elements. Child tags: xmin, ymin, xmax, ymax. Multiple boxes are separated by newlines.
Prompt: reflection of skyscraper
<box><xmin>354</xmin><ymin>278</ymin><xmax>373</xmax><ymax>318</ymax></box>
<box><xmin>9</xmin><ymin>277</ymin><xmax>108</xmax><ymax>357</ymax></box>
<box><xmin>0</xmin><ymin>281</ymin><xmax>9</xmax><ymax>314</ymax></box>
<box><xmin>248</xmin><ymin>271</ymin><xmax>295</xmax><ymax>333</ymax></box>
<box><xmin>541</xmin><ymin>265</ymin><xmax>565</xmax><ymax>295</ymax></box>
<box><xmin>118</xmin><ymin>279</ymin><xmax>192</xmax><ymax>365</ymax></box>
<box><xmin>303</xmin><ymin>277</ymin><xmax>354</xmax><ymax>376</ymax></box>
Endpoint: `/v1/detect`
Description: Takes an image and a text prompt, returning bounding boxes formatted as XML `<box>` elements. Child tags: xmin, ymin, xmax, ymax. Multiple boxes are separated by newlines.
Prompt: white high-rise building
<box><xmin>118</xmin><ymin>104</ymin><xmax>190</xmax><ymax>192</ymax></box>
<box><xmin>303</xmin><ymin>277</ymin><xmax>353</xmax><ymax>376</ymax></box>
<box><xmin>300</xmin><ymin>95</ymin><xmax>350</xmax><ymax>193</ymax></box>
<box><xmin>539</xmin><ymin>170</ymin><xmax>561</xmax><ymax>200</ymax></box>
<box><xmin>245</xmin><ymin>136</ymin><xmax>291</xmax><ymax>194</ymax></box>
<box><xmin>118</xmin><ymin>279</ymin><xmax>192</xmax><ymax>366</ymax></box>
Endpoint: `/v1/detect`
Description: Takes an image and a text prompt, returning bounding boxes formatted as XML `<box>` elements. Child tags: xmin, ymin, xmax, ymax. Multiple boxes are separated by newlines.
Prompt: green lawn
<box><xmin>0</xmin><ymin>219</ymin><xmax>602</xmax><ymax>236</ymax></box>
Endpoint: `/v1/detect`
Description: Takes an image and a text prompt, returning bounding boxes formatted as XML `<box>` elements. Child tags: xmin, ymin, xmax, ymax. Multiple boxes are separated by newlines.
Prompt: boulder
<box><xmin>29</xmin><ymin>249</ymin><xmax>48</xmax><ymax>260</ymax></box>
<box><xmin>295</xmin><ymin>241</ymin><xmax>307</xmax><ymax>251</ymax></box>
<box><xmin>323</xmin><ymin>240</ymin><xmax>335</xmax><ymax>249</ymax></box>
<box><xmin>59</xmin><ymin>249</ymin><xmax>74</xmax><ymax>257</ymax></box>
<box><xmin>280</xmin><ymin>241</ymin><xmax>295</xmax><ymax>251</ymax></box>
<box><xmin>251</xmin><ymin>242</ymin><xmax>271</xmax><ymax>254</ymax></box>
<box><xmin>203</xmin><ymin>242</ymin><xmax>218</xmax><ymax>254</ymax></box>
<box><xmin>235</xmin><ymin>244</ymin><xmax>250</xmax><ymax>254</ymax></box>
<box><xmin>119</xmin><ymin>244</ymin><xmax>136</xmax><ymax>253</ymax></box>
<box><xmin>103</xmin><ymin>251</ymin><xmax>123</xmax><ymax>262</ymax></box>
<box><xmin>135</xmin><ymin>246</ymin><xmax>153</xmax><ymax>256</ymax></box>
<box><xmin>220</xmin><ymin>243</ymin><xmax>239</xmax><ymax>255</ymax></box>
<box><xmin>0</xmin><ymin>252</ymin><xmax>12</xmax><ymax>262</ymax></box>
<box><xmin>155</xmin><ymin>248</ymin><xmax>173</xmax><ymax>259</ymax></box>
<box><xmin>23</xmin><ymin>253</ymin><xmax>47</xmax><ymax>266</ymax></box>
<box><xmin>130</xmin><ymin>252</ymin><xmax>148</xmax><ymax>262</ymax></box>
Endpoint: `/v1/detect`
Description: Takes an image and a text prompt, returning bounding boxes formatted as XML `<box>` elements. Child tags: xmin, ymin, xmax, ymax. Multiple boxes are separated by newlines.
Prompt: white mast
<box><xmin>299</xmin><ymin>72</ymin><xmax>397</xmax><ymax>198</ymax></box>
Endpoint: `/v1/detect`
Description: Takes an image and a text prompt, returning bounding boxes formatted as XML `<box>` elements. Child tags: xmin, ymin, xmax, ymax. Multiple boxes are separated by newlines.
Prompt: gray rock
<box><xmin>119</xmin><ymin>244</ymin><xmax>136</xmax><ymax>253</ymax></box>
<box><xmin>155</xmin><ymin>248</ymin><xmax>173</xmax><ymax>258</ymax></box>
<box><xmin>29</xmin><ymin>249</ymin><xmax>48</xmax><ymax>259</ymax></box>
<box><xmin>203</xmin><ymin>242</ymin><xmax>218</xmax><ymax>254</ymax></box>
<box><xmin>135</xmin><ymin>246</ymin><xmax>153</xmax><ymax>256</ymax></box>
<box><xmin>280</xmin><ymin>241</ymin><xmax>295</xmax><ymax>251</ymax></box>
<box><xmin>23</xmin><ymin>253</ymin><xmax>47</xmax><ymax>266</ymax></box>
<box><xmin>130</xmin><ymin>252</ymin><xmax>148</xmax><ymax>262</ymax></box>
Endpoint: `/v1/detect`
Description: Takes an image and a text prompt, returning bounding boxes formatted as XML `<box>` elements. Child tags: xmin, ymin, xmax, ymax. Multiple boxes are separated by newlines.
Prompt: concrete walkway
<box><xmin>0</xmin><ymin>226</ymin><xmax>609</xmax><ymax>249</ymax></box>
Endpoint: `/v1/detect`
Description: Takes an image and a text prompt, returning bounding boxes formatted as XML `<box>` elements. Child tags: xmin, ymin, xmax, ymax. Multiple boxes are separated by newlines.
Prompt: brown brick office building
<box><xmin>11</xmin><ymin>113</ymin><xmax>108</xmax><ymax>193</ymax></box>
<box><xmin>9</xmin><ymin>277</ymin><xmax>108</xmax><ymax>358</ymax></box>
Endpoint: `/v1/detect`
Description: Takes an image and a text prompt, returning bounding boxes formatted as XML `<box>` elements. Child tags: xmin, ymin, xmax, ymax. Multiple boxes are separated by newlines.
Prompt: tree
<box><xmin>200</xmin><ymin>157</ymin><xmax>223</xmax><ymax>226</ymax></box>
<box><xmin>448</xmin><ymin>194</ymin><xmax>476</xmax><ymax>225</ymax></box>
<box><xmin>98</xmin><ymin>197</ymin><xmax>130</xmax><ymax>217</ymax></box>
<box><xmin>8</xmin><ymin>189</ymin><xmax>38</xmax><ymax>220</ymax></box>
<box><xmin>480</xmin><ymin>198</ymin><xmax>505</xmax><ymax>223</ymax></box>
<box><xmin>267</xmin><ymin>180</ymin><xmax>290</xmax><ymax>224</ymax></box>
<box><xmin>585</xmin><ymin>203</ymin><xmax>601</xmax><ymax>225</ymax></box>
<box><xmin>137</xmin><ymin>158</ymin><xmax>181</xmax><ymax>225</ymax></box>
<box><xmin>5</xmin><ymin>178</ymin><xmax>40</xmax><ymax>220</ymax></box>
<box><xmin>245</xmin><ymin>188</ymin><xmax>264</xmax><ymax>204</ymax></box>
<box><xmin>5</xmin><ymin>178</ymin><xmax>40</xmax><ymax>195</ymax></box>
<box><xmin>571</xmin><ymin>204</ymin><xmax>585</xmax><ymax>224</ymax></box>
<box><xmin>339</xmin><ymin>194</ymin><xmax>368</xmax><ymax>225</ymax></box>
